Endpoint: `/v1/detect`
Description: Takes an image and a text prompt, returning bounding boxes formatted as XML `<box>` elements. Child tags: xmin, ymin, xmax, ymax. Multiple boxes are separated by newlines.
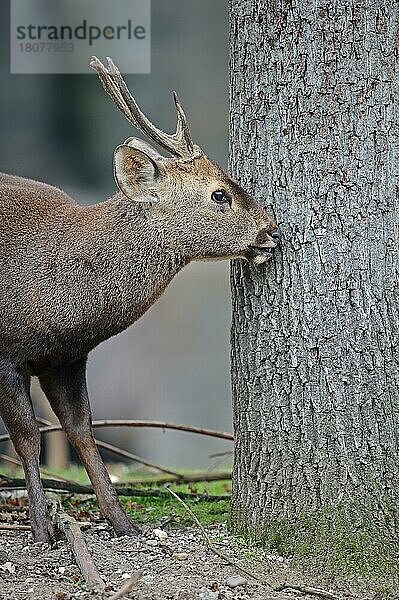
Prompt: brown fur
<box><xmin>0</xmin><ymin>110</ymin><xmax>277</xmax><ymax>544</ymax></box>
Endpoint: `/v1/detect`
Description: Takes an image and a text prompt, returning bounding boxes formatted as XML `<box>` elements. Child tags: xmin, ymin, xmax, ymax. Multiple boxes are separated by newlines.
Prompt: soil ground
<box><xmin>0</xmin><ymin>521</ymin><xmax>371</xmax><ymax>600</ymax></box>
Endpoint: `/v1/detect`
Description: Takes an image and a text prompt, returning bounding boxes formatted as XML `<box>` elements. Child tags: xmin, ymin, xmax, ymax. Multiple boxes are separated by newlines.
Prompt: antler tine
<box><xmin>172</xmin><ymin>91</ymin><xmax>194</xmax><ymax>154</ymax></box>
<box><xmin>90</xmin><ymin>56</ymin><xmax>133</xmax><ymax>123</ymax></box>
<box><xmin>90</xmin><ymin>56</ymin><xmax>196</xmax><ymax>159</ymax></box>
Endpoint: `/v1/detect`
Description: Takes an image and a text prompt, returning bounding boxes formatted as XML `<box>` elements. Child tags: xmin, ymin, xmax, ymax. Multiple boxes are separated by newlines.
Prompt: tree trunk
<box><xmin>229</xmin><ymin>0</ymin><xmax>399</xmax><ymax>547</ymax></box>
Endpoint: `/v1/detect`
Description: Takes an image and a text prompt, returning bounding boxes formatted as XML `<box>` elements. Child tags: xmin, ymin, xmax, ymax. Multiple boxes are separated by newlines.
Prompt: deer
<box><xmin>0</xmin><ymin>57</ymin><xmax>278</xmax><ymax>543</ymax></box>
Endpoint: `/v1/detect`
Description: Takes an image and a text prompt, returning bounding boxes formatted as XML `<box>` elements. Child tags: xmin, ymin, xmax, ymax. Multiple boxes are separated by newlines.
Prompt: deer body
<box><xmin>0</xmin><ymin>173</ymin><xmax>186</xmax><ymax>373</ymax></box>
<box><xmin>0</xmin><ymin>58</ymin><xmax>278</xmax><ymax>543</ymax></box>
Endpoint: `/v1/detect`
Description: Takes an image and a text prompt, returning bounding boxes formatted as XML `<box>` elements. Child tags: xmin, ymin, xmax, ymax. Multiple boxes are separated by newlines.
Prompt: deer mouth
<box><xmin>247</xmin><ymin>245</ymin><xmax>275</xmax><ymax>264</ymax></box>
<box><xmin>247</xmin><ymin>232</ymin><xmax>280</xmax><ymax>264</ymax></box>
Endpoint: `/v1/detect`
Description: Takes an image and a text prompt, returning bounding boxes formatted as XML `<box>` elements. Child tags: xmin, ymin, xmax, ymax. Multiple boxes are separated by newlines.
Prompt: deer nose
<box><xmin>254</xmin><ymin>229</ymin><xmax>278</xmax><ymax>248</ymax></box>
<box><xmin>271</xmin><ymin>229</ymin><xmax>281</xmax><ymax>246</ymax></box>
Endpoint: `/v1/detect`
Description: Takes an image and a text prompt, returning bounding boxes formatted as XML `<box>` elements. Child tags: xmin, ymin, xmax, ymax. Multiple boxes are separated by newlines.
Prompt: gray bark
<box><xmin>229</xmin><ymin>0</ymin><xmax>399</xmax><ymax>533</ymax></box>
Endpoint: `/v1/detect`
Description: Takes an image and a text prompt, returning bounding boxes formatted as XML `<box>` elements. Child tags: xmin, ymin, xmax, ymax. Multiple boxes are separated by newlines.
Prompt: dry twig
<box><xmin>0</xmin><ymin>453</ymin><xmax>81</xmax><ymax>486</ymax></box>
<box><xmin>0</xmin><ymin>474</ymin><xmax>230</xmax><ymax>501</ymax></box>
<box><xmin>92</xmin><ymin>419</ymin><xmax>233</xmax><ymax>440</ymax></box>
<box><xmin>167</xmin><ymin>488</ymin><xmax>339</xmax><ymax>600</ymax></box>
<box><xmin>94</xmin><ymin>438</ymin><xmax>180</xmax><ymax>477</ymax></box>
<box><xmin>35</xmin><ymin>417</ymin><xmax>180</xmax><ymax>477</ymax></box>
<box><xmin>1</xmin><ymin>417</ymin><xmax>230</xmax><ymax>479</ymax></box>
<box><xmin>0</xmin><ymin>524</ymin><xmax>30</xmax><ymax>531</ymax></box>
<box><xmin>47</xmin><ymin>493</ymin><xmax>105</xmax><ymax>594</ymax></box>
<box><xmin>0</xmin><ymin>420</ymin><xmax>233</xmax><ymax>444</ymax></box>
<box><xmin>121</xmin><ymin>471</ymin><xmax>231</xmax><ymax>485</ymax></box>
<box><xmin>109</xmin><ymin>571</ymin><xmax>143</xmax><ymax>600</ymax></box>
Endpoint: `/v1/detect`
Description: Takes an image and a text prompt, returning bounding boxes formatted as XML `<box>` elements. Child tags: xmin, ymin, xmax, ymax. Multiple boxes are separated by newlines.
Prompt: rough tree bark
<box><xmin>229</xmin><ymin>0</ymin><xmax>399</xmax><ymax>538</ymax></box>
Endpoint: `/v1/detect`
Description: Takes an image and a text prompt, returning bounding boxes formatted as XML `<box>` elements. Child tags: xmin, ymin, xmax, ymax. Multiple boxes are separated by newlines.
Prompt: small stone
<box><xmin>225</xmin><ymin>575</ymin><xmax>247</xmax><ymax>588</ymax></box>
<box><xmin>172</xmin><ymin>552</ymin><xmax>189</xmax><ymax>560</ymax></box>
<box><xmin>266</xmin><ymin>553</ymin><xmax>284</xmax><ymax>562</ymax></box>
<box><xmin>152</xmin><ymin>528</ymin><xmax>168</xmax><ymax>540</ymax></box>
<box><xmin>121</xmin><ymin>573</ymin><xmax>131</xmax><ymax>580</ymax></box>
<box><xmin>141</xmin><ymin>575</ymin><xmax>155</xmax><ymax>585</ymax></box>
<box><xmin>145</xmin><ymin>539</ymin><xmax>158</xmax><ymax>547</ymax></box>
<box><xmin>32</xmin><ymin>541</ymin><xmax>50</xmax><ymax>549</ymax></box>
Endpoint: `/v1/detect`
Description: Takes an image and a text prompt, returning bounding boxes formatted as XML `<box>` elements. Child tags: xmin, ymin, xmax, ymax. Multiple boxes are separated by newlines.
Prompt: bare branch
<box><xmin>94</xmin><ymin>438</ymin><xmax>180</xmax><ymax>478</ymax></box>
<box><xmin>0</xmin><ymin>475</ymin><xmax>230</xmax><ymax>501</ymax></box>
<box><xmin>47</xmin><ymin>493</ymin><xmax>105</xmax><ymax>593</ymax></box>
<box><xmin>88</xmin><ymin>419</ymin><xmax>233</xmax><ymax>440</ymax></box>
<box><xmin>36</xmin><ymin>417</ymin><xmax>184</xmax><ymax>477</ymax></box>
<box><xmin>1</xmin><ymin>418</ymin><xmax>231</xmax><ymax>480</ymax></box>
<box><xmin>0</xmin><ymin>524</ymin><xmax>30</xmax><ymax>531</ymax></box>
<box><xmin>0</xmin><ymin>453</ymin><xmax>79</xmax><ymax>486</ymax></box>
<box><xmin>120</xmin><ymin>472</ymin><xmax>231</xmax><ymax>485</ymax></box>
<box><xmin>0</xmin><ymin>419</ymin><xmax>233</xmax><ymax>444</ymax></box>
<box><xmin>109</xmin><ymin>572</ymin><xmax>143</xmax><ymax>600</ymax></box>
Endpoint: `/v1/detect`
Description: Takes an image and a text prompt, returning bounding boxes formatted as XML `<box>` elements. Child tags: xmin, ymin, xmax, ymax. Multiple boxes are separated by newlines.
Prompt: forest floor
<box><xmin>0</xmin><ymin>466</ymin><xmax>385</xmax><ymax>600</ymax></box>
<box><xmin>0</xmin><ymin>521</ymin><xmax>372</xmax><ymax>600</ymax></box>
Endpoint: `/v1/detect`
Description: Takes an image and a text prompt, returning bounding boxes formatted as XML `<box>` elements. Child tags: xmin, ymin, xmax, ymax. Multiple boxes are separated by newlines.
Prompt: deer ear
<box><xmin>123</xmin><ymin>137</ymin><xmax>165</xmax><ymax>161</ymax></box>
<box><xmin>113</xmin><ymin>144</ymin><xmax>164</xmax><ymax>202</ymax></box>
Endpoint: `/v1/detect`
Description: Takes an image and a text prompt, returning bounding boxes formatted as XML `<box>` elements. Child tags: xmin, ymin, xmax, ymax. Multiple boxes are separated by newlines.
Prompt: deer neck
<box><xmin>74</xmin><ymin>193</ymin><xmax>187</xmax><ymax>342</ymax></box>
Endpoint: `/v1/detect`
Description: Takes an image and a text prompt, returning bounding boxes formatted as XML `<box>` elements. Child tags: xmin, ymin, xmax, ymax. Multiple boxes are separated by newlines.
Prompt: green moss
<box><xmin>116</xmin><ymin>478</ymin><xmax>231</xmax><ymax>527</ymax></box>
<box><xmin>121</xmin><ymin>491</ymin><xmax>230</xmax><ymax>528</ymax></box>
<box><xmin>233</xmin><ymin>504</ymin><xmax>399</xmax><ymax>598</ymax></box>
<box><xmin>56</xmin><ymin>476</ymin><xmax>231</xmax><ymax>528</ymax></box>
<box><xmin>0</xmin><ymin>462</ymin><xmax>231</xmax><ymax>527</ymax></box>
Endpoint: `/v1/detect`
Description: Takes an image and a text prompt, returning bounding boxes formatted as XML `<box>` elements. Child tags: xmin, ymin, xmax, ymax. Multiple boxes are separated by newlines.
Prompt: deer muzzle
<box><xmin>248</xmin><ymin>230</ymin><xmax>280</xmax><ymax>264</ymax></box>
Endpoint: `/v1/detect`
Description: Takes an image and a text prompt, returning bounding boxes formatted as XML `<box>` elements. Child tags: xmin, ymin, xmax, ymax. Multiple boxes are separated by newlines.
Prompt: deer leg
<box><xmin>39</xmin><ymin>357</ymin><xmax>140</xmax><ymax>536</ymax></box>
<box><xmin>0</xmin><ymin>362</ymin><xmax>54</xmax><ymax>543</ymax></box>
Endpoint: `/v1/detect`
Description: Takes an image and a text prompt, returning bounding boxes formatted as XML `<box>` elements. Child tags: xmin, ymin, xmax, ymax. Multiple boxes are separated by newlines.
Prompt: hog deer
<box><xmin>0</xmin><ymin>57</ymin><xmax>278</xmax><ymax>543</ymax></box>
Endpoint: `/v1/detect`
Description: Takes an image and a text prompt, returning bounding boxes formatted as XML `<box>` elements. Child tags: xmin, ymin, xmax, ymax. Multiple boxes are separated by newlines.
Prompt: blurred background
<box><xmin>0</xmin><ymin>1</ymin><xmax>232</xmax><ymax>472</ymax></box>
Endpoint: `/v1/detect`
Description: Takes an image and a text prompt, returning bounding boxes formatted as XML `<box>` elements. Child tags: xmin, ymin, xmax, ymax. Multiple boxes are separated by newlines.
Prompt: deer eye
<box><xmin>212</xmin><ymin>189</ymin><xmax>231</xmax><ymax>205</ymax></box>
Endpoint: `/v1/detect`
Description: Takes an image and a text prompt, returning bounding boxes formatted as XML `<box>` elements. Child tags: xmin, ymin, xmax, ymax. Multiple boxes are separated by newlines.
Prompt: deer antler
<box><xmin>90</xmin><ymin>56</ymin><xmax>199</xmax><ymax>160</ymax></box>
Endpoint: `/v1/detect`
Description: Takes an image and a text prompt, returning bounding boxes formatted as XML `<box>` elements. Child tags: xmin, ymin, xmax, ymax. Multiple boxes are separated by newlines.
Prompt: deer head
<box><xmin>90</xmin><ymin>57</ymin><xmax>278</xmax><ymax>265</ymax></box>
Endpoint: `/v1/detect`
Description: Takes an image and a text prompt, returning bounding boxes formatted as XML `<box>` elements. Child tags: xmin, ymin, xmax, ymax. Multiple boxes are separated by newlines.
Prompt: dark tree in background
<box><xmin>229</xmin><ymin>0</ymin><xmax>399</xmax><ymax>573</ymax></box>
